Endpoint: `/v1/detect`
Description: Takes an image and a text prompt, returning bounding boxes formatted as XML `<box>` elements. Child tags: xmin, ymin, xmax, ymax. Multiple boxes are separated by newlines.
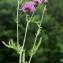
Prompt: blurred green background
<box><xmin>0</xmin><ymin>0</ymin><xmax>63</xmax><ymax>63</ymax></box>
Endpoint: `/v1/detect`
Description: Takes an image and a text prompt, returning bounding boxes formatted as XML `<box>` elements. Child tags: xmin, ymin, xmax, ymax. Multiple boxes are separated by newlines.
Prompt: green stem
<box><xmin>19</xmin><ymin>53</ymin><xmax>22</xmax><ymax>63</ymax></box>
<box><xmin>28</xmin><ymin>5</ymin><xmax>46</xmax><ymax>62</ymax></box>
<box><xmin>33</xmin><ymin>5</ymin><xmax>46</xmax><ymax>48</ymax></box>
<box><xmin>40</xmin><ymin>5</ymin><xmax>46</xmax><ymax>26</ymax></box>
<box><xmin>23</xmin><ymin>21</ymin><xmax>29</xmax><ymax>48</ymax></box>
<box><xmin>22</xmin><ymin>51</ymin><xmax>25</xmax><ymax>63</ymax></box>
<box><xmin>22</xmin><ymin>13</ymin><xmax>34</xmax><ymax>49</ymax></box>
<box><xmin>29</xmin><ymin>56</ymin><xmax>32</xmax><ymax>63</ymax></box>
<box><xmin>17</xmin><ymin>0</ymin><xmax>19</xmax><ymax>46</ymax></box>
<box><xmin>17</xmin><ymin>0</ymin><xmax>23</xmax><ymax>63</ymax></box>
<box><xmin>17</xmin><ymin>0</ymin><xmax>23</xmax><ymax>46</ymax></box>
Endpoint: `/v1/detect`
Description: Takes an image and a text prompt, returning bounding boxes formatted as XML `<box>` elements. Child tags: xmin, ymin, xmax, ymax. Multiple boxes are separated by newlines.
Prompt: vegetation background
<box><xmin>0</xmin><ymin>0</ymin><xmax>63</xmax><ymax>63</ymax></box>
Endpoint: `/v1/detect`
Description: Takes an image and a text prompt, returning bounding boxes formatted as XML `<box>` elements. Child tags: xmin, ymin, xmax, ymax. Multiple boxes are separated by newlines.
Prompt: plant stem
<box><xmin>33</xmin><ymin>5</ymin><xmax>46</xmax><ymax>48</ymax></box>
<box><xmin>22</xmin><ymin>51</ymin><xmax>25</xmax><ymax>63</ymax></box>
<box><xmin>23</xmin><ymin>21</ymin><xmax>29</xmax><ymax>48</ymax></box>
<box><xmin>17</xmin><ymin>0</ymin><xmax>23</xmax><ymax>63</ymax></box>
<box><xmin>28</xmin><ymin>5</ymin><xmax>46</xmax><ymax>63</ymax></box>
<box><xmin>22</xmin><ymin>12</ymin><xmax>34</xmax><ymax>49</ymax></box>
<box><xmin>19</xmin><ymin>53</ymin><xmax>22</xmax><ymax>63</ymax></box>
<box><xmin>17</xmin><ymin>0</ymin><xmax>19</xmax><ymax>46</ymax></box>
<box><xmin>40</xmin><ymin>5</ymin><xmax>46</xmax><ymax>26</ymax></box>
<box><xmin>29</xmin><ymin>56</ymin><xmax>32</xmax><ymax>63</ymax></box>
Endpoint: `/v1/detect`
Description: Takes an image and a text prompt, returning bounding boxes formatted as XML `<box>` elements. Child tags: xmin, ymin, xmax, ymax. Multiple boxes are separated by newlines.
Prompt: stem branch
<box><xmin>29</xmin><ymin>56</ymin><xmax>32</xmax><ymax>63</ymax></box>
<box><xmin>28</xmin><ymin>5</ymin><xmax>46</xmax><ymax>63</ymax></box>
<box><xmin>23</xmin><ymin>21</ymin><xmax>29</xmax><ymax>48</ymax></box>
<box><xmin>33</xmin><ymin>5</ymin><xmax>46</xmax><ymax>48</ymax></box>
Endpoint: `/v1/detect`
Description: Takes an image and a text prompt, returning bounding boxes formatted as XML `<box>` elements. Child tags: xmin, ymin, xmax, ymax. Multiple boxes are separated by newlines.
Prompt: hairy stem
<box><xmin>29</xmin><ymin>5</ymin><xmax>46</xmax><ymax>63</ymax></box>
<box><xmin>29</xmin><ymin>56</ymin><xmax>32</xmax><ymax>63</ymax></box>
<box><xmin>19</xmin><ymin>53</ymin><xmax>22</xmax><ymax>63</ymax></box>
<box><xmin>23</xmin><ymin>21</ymin><xmax>29</xmax><ymax>48</ymax></box>
<box><xmin>17</xmin><ymin>0</ymin><xmax>23</xmax><ymax>63</ymax></box>
<box><xmin>40</xmin><ymin>5</ymin><xmax>46</xmax><ymax>26</ymax></box>
<box><xmin>33</xmin><ymin>5</ymin><xmax>46</xmax><ymax>48</ymax></box>
<box><xmin>22</xmin><ymin>51</ymin><xmax>25</xmax><ymax>63</ymax></box>
<box><xmin>22</xmin><ymin>13</ymin><xmax>34</xmax><ymax>49</ymax></box>
<box><xmin>17</xmin><ymin>0</ymin><xmax>19</xmax><ymax>46</ymax></box>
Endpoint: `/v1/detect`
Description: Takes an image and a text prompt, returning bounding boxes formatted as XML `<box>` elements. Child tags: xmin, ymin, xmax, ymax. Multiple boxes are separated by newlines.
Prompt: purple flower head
<box><xmin>21</xmin><ymin>1</ymin><xmax>36</xmax><ymax>13</ymax></box>
<box><xmin>33</xmin><ymin>0</ymin><xmax>43</xmax><ymax>5</ymax></box>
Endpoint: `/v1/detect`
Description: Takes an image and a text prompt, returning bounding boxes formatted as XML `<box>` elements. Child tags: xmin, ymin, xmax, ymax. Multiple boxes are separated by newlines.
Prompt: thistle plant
<box><xmin>2</xmin><ymin>0</ymin><xmax>48</xmax><ymax>63</ymax></box>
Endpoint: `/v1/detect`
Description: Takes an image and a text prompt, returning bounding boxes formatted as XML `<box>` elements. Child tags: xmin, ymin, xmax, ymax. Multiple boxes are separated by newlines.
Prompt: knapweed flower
<box><xmin>33</xmin><ymin>0</ymin><xmax>43</xmax><ymax>5</ymax></box>
<box><xmin>21</xmin><ymin>1</ymin><xmax>36</xmax><ymax>13</ymax></box>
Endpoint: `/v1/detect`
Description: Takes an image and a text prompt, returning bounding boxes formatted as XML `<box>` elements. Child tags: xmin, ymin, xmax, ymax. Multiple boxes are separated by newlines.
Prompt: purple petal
<box><xmin>21</xmin><ymin>1</ymin><xmax>36</xmax><ymax>13</ymax></box>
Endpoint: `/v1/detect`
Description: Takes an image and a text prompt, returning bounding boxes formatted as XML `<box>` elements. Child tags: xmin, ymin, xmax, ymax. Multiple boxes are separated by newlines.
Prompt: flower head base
<box><xmin>33</xmin><ymin>0</ymin><xmax>43</xmax><ymax>5</ymax></box>
<box><xmin>21</xmin><ymin>1</ymin><xmax>36</xmax><ymax>13</ymax></box>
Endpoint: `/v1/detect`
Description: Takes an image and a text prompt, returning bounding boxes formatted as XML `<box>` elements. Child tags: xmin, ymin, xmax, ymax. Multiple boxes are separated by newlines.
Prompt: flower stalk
<box><xmin>29</xmin><ymin>55</ymin><xmax>32</xmax><ymax>63</ymax></box>
<box><xmin>28</xmin><ymin>5</ymin><xmax>47</xmax><ymax>63</ymax></box>
<box><xmin>17</xmin><ymin>0</ymin><xmax>23</xmax><ymax>63</ymax></box>
<box><xmin>19</xmin><ymin>53</ymin><xmax>22</xmax><ymax>63</ymax></box>
<box><xmin>22</xmin><ymin>12</ymin><xmax>34</xmax><ymax>49</ymax></box>
<box><xmin>17</xmin><ymin>0</ymin><xmax>19</xmax><ymax>46</ymax></box>
<box><xmin>22</xmin><ymin>20</ymin><xmax>30</xmax><ymax>49</ymax></box>
<box><xmin>33</xmin><ymin>4</ymin><xmax>46</xmax><ymax>48</ymax></box>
